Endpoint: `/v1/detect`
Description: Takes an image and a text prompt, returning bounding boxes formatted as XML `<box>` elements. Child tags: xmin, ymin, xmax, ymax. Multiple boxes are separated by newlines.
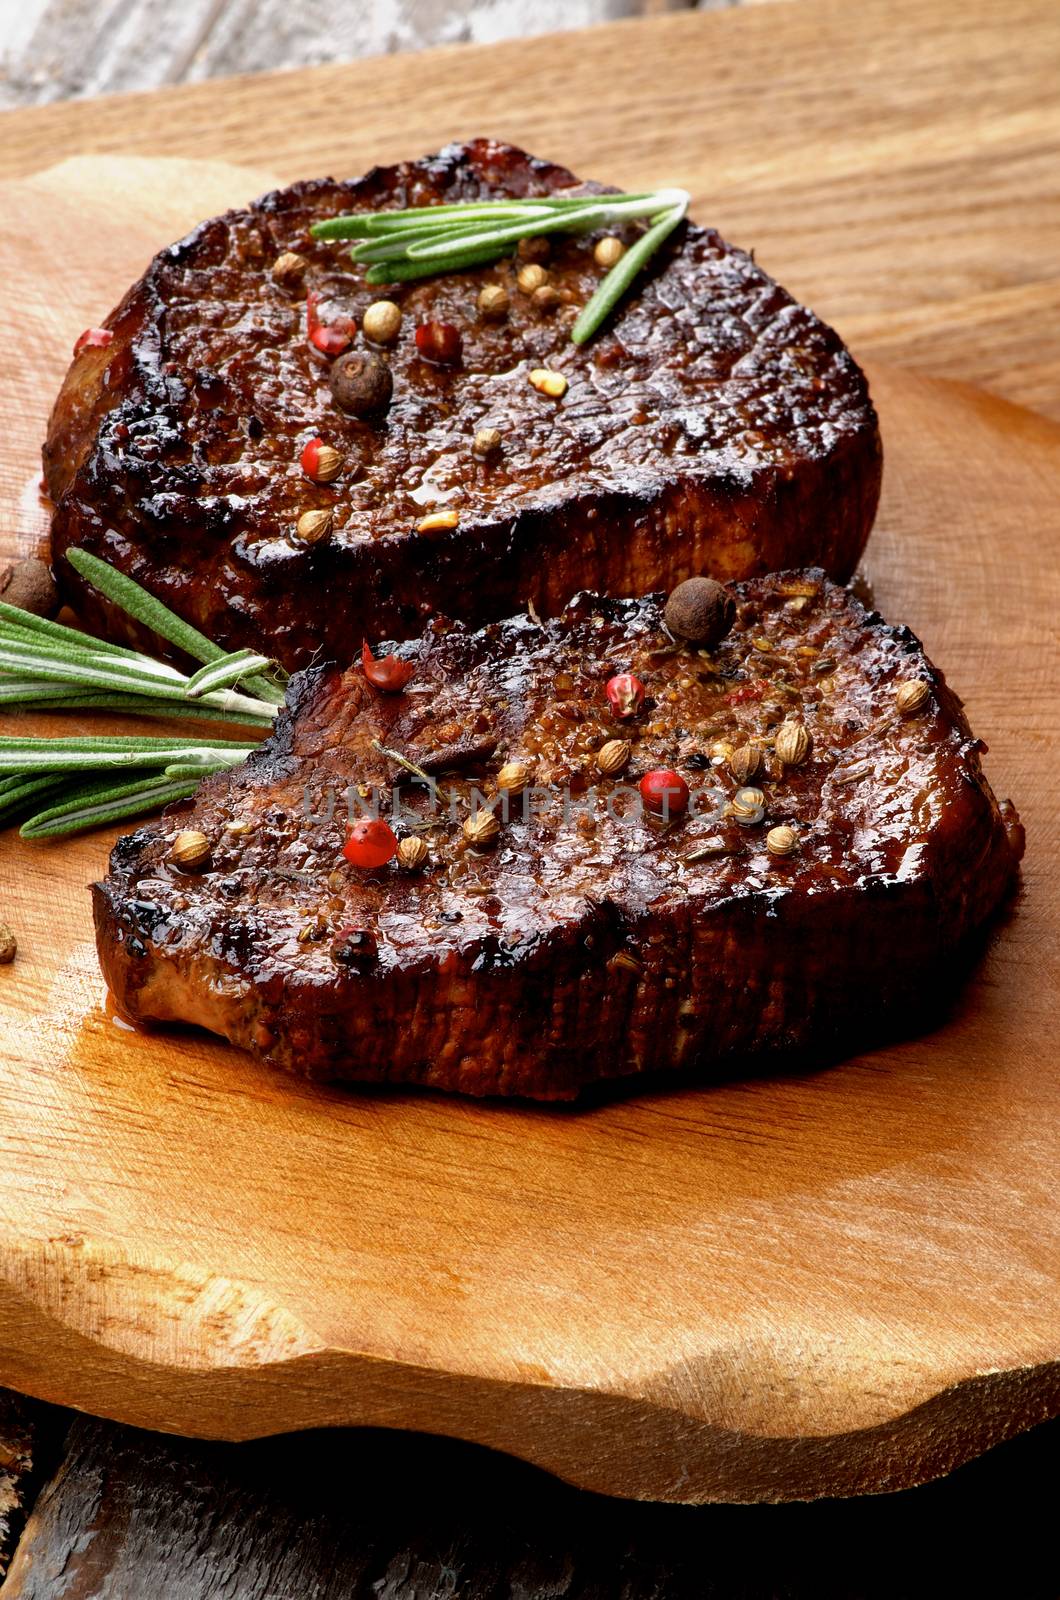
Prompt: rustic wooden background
<box><xmin>1</xmin><ymin>0</ymin><xmax>1058</xmax><ymax>1590</ymax></box>
<box><xmin>0</xmin><ymin>0</ymin><xmax>743</xmax><ymax>109</ymax></box>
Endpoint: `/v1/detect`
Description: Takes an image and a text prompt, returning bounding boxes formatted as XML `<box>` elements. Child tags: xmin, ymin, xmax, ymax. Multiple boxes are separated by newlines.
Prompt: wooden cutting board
<box><xmin>0</xmin><ymin>157</ymin><xmax>1057</xmax><ymax>1506</ymax></box>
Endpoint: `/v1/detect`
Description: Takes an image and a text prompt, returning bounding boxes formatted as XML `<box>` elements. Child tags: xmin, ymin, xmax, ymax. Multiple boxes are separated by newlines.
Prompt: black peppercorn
<box><xmin>1</xmin><ymin>558</ymin><xmax>59</xmax><ymax>619</ymax></box>
<box><xmin>329</xmin><ymin>351</ymin><xmax>393</xmax><ymax>419</ymax></box>
<box><xmin>664</xmin><ymin>576</ymin><xmax>735</xmax><ymax>648</ymax></box>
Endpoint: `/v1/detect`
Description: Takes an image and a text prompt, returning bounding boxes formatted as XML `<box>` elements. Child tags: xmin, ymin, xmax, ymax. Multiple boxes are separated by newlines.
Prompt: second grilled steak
<box><xmin>94</xmin><ymin>573</ymin><xmax>1021</xmax><ymax>1099</ymax></box>
<box><xmin>47</xmin><ymin>140</ymin><xmax>881</xmax><ymax>672</ymax></box>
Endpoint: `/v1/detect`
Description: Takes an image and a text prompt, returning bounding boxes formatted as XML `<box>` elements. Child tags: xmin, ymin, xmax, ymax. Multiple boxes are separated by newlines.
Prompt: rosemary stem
<box><xmin>311</xmin><ymin>192</ymin><xmax>661</xmax><ymax>240</ymax></box>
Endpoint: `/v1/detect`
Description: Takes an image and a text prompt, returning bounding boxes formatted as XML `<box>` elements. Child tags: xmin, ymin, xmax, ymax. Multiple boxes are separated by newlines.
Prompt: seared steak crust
<box><xmin>47</xmin><ymin>140</ymin><xmax>881</xmax><ymax>672</ymax></box>
<box><xmin>94</xmin><ymin>572</ymin><xmax>1021</xmax><ymax>1100</ymax></box>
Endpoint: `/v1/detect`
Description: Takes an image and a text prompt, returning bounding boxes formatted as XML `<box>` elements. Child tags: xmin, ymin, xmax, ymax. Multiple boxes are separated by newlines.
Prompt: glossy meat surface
<box><xmin>46</xmin><ymin>140</ymin><xmax>881</xmax><ymax>671</ymax></box>
<box><xmin>95</xmin><ymin>572</ymin><xmax>1022</xmax><ymax>1099</ymax></box>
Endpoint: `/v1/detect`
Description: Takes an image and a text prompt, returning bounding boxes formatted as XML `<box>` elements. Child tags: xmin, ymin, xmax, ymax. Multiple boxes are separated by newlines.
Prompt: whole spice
<box><xmin>529</xmin><ymin>368</ymin><xmax>568</xmax><ymax>398</ymax></box>
<box><xmin>0</xmin><ymin>558</ymin><xmax>59</xmax><ymax>619</ymax></box>
<box><xmin>417</xmin><ymin>510</ymin><xmax>460</xmax><ymax>535</ymax></box>
<box><xmin>774</xmin><ymin>720</ymin><xmax>813</xmax><ymax>767</ymax></box>
<box><xmin>362</xmin><ymin>640</ymin><xmax>415</xmax><ymax>692</ymax></box>
<box><xmin>477</xmin><ymin>284</ymin><xmax>509</xmax><ymax>321</ymax></box>
<box><xmin>0</xmin><ymin>921</ymin><xmax>16</xmax><ymax>964</ymax></box>
<box><xmin>596</xmin><ymin>739</ymin><xmax>631</xmax><ymax>777</ymax></box>
<box><xmin>73</xmin><ymin>328</ymin><xmax>113</xmax><ymax>356</ymax></box>
<box><xmin>299</xmin><ymin>437</ymin><xmax>343</xmax><ymax>483</ymax></box>
<box><xmin>531</xmin><ymin>284</ymin><xmax>562</xmax><ymax>313</ymax></box>
<box><xmin>606</xmin><ymin>672</ymin><xmax>645</xmax><ymax>719</ymax></box>
<box><xmin>729</xmin><ymin>743</ymin><xmax>762</xmax><ymax>785</ymax></box>
<box><xmin>343</xmin><ymin>818</ymin><xmax>398</xmax><ymax>869</ymax></box>
<box><xmin>594</xmin><ymin>236</ymin><xmax>626</xmax><ymax>269</ymax></box>
<box><xmin>362</xmin><ymin>299</ymin><xmax>402</xmax><ymax>344</ymax></box>
<box><xmin>295</xmin><ymin>508</ymin><xmax>333</xmax><ymax>545</ymax></box>
<box><xmin>896</xmin><ymin>678</ymin><xmax>931</xmax><ymax>716</ymax></box>
<box><xmin>496</xmin><ymin>761</ymin><xmax>531</xmax><ymax>795</ymax></box>
<box><xmin>640</xmin><ymin>768</ymin><xmax>690</xmax><ymax>818</ymax></box>
<box><xmin>329</xmin><ymin>350</ymin><xmax>393</xmax><ymax>418</ymax></box>
<box><xmin>397</xmin><ymin>834</ymin><xmax>429</xmax><ymax>871</ymax></box>
<box><xmin>271</xmin><ymin>251</ymin><xmax>308</xmax><ymax>287</ymax></box>
<box><xmin>415</xmin><ymin>321</ymin><xmax>463</xmax><ymax>365</ymax></box>
<box><xmin>306</xmin><ymin>289</ymin><xmax>355</xmax><ymax>356</ymax></box>
<box><xmin>473</xmin><ymin>427</ymin><xmax>502</xmax><ymax>458</ymax></box>
<box><xmin>664</xmin><ymin>577</ymin><xmax>735</xmax><ymax>647</ymax></box>
<box><xmin>516</xmin><ymin>263</ymin><xmax>548</xmax><ymax>295</ymax></box>
<box><xmin>464</xmin><ymin>808</ymin><xmax>501</xmax><ymax>846</ymax></box>
<box><xmin>169</xmin><ymin>830</ymin><xmax>210</xmax><ymax>871</ymax></box>
<box><xmin>766</xmin><ymin>824</ymin><xmax>798</xmax><ymax>857</ymax></box>
<box><xmin>730</xmin><ymin>786</ymin><xmax>766</xmax><ymax>825</ymax></box>
<box><xmin>310</xmin><ymin>323</ymin><xmax>353</xmax><ymax>356</ymax></box>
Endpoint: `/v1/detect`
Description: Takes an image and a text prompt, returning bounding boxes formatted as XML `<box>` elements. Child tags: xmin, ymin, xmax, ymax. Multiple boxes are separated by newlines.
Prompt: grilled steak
<box><xmin>46</xmin><ymin>140</ymin><xmax>881</xmax><ymax>673</ymax></box>
<box><xmin>95</xmin><ymin>572</ymin><xmax>1021</xmax><ymax>1100</ymax></box>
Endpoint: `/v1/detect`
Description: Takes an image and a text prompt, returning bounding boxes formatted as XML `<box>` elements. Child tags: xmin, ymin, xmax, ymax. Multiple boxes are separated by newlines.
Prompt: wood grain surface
<box><xmin>0</xmin><ymin>151</ymin><xmax>1057</xmax><ymax>1504</ymax></box>
<box><xmin>1</xmin><ymin>0</ymin><xmax>1058</xmax><ymax>415</ymax></box>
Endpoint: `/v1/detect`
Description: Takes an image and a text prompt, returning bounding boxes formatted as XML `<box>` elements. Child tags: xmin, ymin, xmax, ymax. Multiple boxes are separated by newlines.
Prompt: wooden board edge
<box><xmin>0</xmin><ymin>1273</ymin><xmax>1056</xmax><ymax>1503</ymax></box>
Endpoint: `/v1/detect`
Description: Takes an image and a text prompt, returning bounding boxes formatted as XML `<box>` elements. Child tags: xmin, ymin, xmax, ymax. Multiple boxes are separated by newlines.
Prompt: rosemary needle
<box><xmin>19</xmin><ymin>775</ymin><xmax>203</xmax><ymax>840</ymax></box>
<box><xmin>571</xmin><ymin>200</ymin><xmax>688</xmax><ymax>345</ymax></box>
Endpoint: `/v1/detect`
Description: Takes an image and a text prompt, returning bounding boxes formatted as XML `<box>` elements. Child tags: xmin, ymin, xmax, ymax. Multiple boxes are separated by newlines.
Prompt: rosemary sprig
<box><xmin>0</xmin><ymin>552</ymin><xmax>288</xmax><ymax>837</ymax></box>
<box><xmin>310</xmin><ymin>187</ymin><xmax>690</xmax><ymax>345</ymax></box>
<box><xmin>0</xmin><ymin>560</ymin><xmax>285</xmax><ymax>728</ymax></box>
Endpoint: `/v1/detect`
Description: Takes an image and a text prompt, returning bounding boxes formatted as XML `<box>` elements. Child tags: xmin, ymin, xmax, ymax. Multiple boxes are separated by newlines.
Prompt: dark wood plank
<box><xmin>2</xmin><ymin>1414</ymin><xmax>1057</xmax><ymax>1598</ymax></box>
<box><xmin>0</xmin><ymin>1393</ymin><xmax>62</xmax><ymax>1583</ymax></box>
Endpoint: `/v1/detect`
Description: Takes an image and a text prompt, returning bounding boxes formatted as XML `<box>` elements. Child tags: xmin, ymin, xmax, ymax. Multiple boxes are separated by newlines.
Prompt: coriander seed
<box><xmin>766</xmin><ymin>824</ymin><xmax>798</xmax><ymax>857</ymax></box>
<box><xmin>774</xmin><ymin>720</ymin><xmax>813</xmax><ymax>767</ymax></box>
<box><xmin>477</xmin><ymin>284</ymin><xmax>509</xmax><ymax>321</ymax></box>
<box><xmin>517</xmin><ymin>263</ymin><xmax>548</xmax><ymax>295</ymax></box>
<box><xmin>169</xmin><ymin>831</ymin><xmax>211</xmax><ymax>871</ymax></box>
<box><xmin>594</xmin><ymin>236</ymin><xmax>626</xmax><ymax>269</ymax></box>
<box><xmin>896</xmin><ymin>679</ymin><xmax>930</xmax><ymax>716</ymax></box>
<box><xmin>397</xmin><ymin>836</ymin><xmax>429</xmax><ymax>871</ymax></box>
<box><xmin>295</xmin><ymin>508</ymin><xmax>333</xmax><ymax>544</ymax></box>
<box><xmin>473</xmin><ymin>427</ymin><xmax>502</xmax><ymax>458</ymax></box>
